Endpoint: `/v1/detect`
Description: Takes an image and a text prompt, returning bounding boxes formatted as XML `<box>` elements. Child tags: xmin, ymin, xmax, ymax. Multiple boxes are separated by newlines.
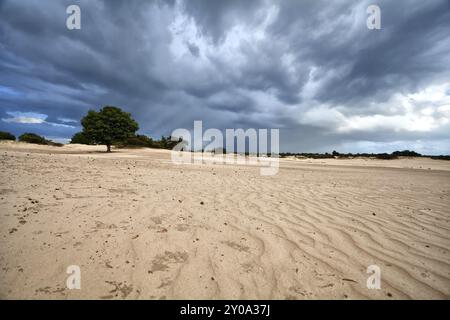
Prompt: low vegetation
<box><xmin>18</xmin><ymin>133</ymin><xmax>63</xmax><ymax>146</ymax></box>
<box><xmin>0</xmin><ymin>131</ymin><xmax>16</xmax><ymax>140</ymax></box>
<box><xmin>279</xmin><ymin>150</ymin><xmax>449</xmax><ymax>160</ymax></box>
<box><xmin>8</xmin><ymin>105</ymin><xmax>450</xmax><ymax>159</ymax></box>
<box><xmin>428</xmin><ymin>155</ymin><xmax>450</xmax><ymax>161</ymax></box>
<box><xmin>280</xmin><ymin>152</ymin><xmax>396</xmax><ymax>159</ymax></box>
<box><xmin>114</xmin><ymin>134</ymin><xmax>183</xmax><ymax>149</ymax></box>
<box><xmin>73</xmin><ymin>132</ymin><xmax>184</xmax><ymax>150</ymax></box>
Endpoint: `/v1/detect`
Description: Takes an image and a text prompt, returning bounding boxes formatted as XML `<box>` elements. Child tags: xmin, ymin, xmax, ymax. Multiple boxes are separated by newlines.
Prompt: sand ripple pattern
<box><xmin>0</xmin><ymin>146</ymin><xmax>449</xmax><ymax>299</ymax></box>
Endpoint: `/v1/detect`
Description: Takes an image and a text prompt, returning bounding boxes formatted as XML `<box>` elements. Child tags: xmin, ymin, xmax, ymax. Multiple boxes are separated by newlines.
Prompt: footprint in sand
<box><xmin>149</xmin><ymin>251</ymin><xmax>189</xmax><ymax>273</ymax></box>
<box><xmin>101</xmin><ymin>281</ymin><xmax>133</xmax><ymax>299</ymax></box>
<box><xmin>222</xmin><ymin>240</ymin><xmax>250</xmax><ymax>253</ymax></box>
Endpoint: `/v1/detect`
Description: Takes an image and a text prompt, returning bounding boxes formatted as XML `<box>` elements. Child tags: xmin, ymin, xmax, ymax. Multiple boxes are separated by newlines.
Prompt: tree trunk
<box><xmin>106</xmin><ymin>144</ymin><xmax>111</xmax><ymax>152</ymax></box>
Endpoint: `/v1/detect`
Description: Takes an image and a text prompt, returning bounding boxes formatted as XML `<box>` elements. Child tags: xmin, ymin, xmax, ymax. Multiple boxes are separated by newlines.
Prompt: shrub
<box><xmin>0</xmin><ymin>131</ymin><xmax>16</xmax><ymax>140</ymax></box>
<box><xmin>19</xmin><ymin>133</ymin><xmax>47</xmax><ymax>144</ymax></box>
<box><xmin>115</xmin><ymin>135</ymin><xmax>154</xmax><ymax>148</ymax></box>
<box><xmin>430</xmin><ymin>155</ymin><xmax>450</xmax><ymax>161</ymax></box>
<box><xmin>392</xmin><ymin>150</ymin><xmax>422</xmax><ymax>157</ymax></box>
<box><xmin>18</xmin><ymin>133</ymin><xmax>62</xmax><ymax>147</ymax></box>
<box><xmin>149</xmin><ymin>135</ymin><xmax>185</xmax><ymax>150</ymax></box>
<box><xmin>375</xmin><ymin>153</ymin><xmax>397</xmax><ymax>160</ymax></box>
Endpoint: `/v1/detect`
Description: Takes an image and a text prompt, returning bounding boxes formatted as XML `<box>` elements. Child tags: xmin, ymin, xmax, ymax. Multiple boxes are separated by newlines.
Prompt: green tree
<box><xmin>81</xmin><ymin>106</ymin><xmax>139</xmax><ymax>152</ymax></box>
<box><xmin>70</xmin><ymin>132</ymin><xmax>93</xmax><ymax>145</ymax></box>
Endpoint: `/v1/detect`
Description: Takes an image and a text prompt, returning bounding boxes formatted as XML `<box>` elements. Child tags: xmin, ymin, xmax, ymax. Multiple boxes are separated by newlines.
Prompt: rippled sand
<box><xmin>0</xmin><ymin>141</ymin><xmax>449</xmax><ymax>299</ymax></box>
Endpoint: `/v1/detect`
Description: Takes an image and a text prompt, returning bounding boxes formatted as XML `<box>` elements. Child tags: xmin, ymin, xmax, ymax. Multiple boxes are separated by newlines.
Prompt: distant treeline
<box><xmin>1</xmin><ymin>128</ymin><xmax>449</xmax><ymax>160</ymax></box>
<box><xmin>0</xmin><ymin>131</ymin><xmax>15</xmax><ymax>141</ymax></box>
<box><xmin>280</xmin><ymin>150</ymin><xmax>450</xmax><ymax>161</ymax></box>
<box><xmin>428</xmin><ymin>155</ymin><xmax>450</xmax><ymax>161</ymax></box>
<box><xmin>0</xmin><ymin>131</ymin><xmax>63</xmax><ymax>146</ymax></box>
<box><xmin>70</xmin><ymin>131</ymin><xmax>183</xmax><ymax>150</ymax></box>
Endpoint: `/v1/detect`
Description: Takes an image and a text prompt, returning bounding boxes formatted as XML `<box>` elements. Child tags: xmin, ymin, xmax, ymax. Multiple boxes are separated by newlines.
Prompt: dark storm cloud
<box><xmin>181</xmin><ymin>0</ymin><xmax>266</xmax><ymax>43</ymax></box>
<box><xmin>0</xmin><ymin>0</ymin><xmax>449</xmax><ymax>153</ymax></box>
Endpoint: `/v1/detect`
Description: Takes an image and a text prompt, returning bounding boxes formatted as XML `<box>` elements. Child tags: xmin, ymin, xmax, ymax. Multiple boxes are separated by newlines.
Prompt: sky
<box><xmin>0</xmin><ymin>0</ymin><xmax>449</xmax><ymax>154</ymax></box>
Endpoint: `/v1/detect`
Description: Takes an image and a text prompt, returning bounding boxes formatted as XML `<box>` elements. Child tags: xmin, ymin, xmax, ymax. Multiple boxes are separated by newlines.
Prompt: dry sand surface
<box><xmin>0</xmin><ymin>141</ymin><xmax>449</xmax><ymax>299</ymax></box>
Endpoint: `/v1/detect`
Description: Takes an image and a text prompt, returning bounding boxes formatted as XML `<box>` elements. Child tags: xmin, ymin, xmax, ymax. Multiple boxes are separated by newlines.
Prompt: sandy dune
<box><xmin>0</xmin><ymin>141</ymin><xmax>449</xmax><ymax>299</ymax></box>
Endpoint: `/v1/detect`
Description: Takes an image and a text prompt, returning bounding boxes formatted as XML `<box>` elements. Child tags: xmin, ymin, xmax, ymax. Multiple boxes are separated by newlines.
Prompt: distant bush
<box><xmin>375</xmin><ymin>153</ymin><xmax>397</xmax><ymax>160</ymax></box>
<box><xmin>392</xmin><ymin>150</ymin><xmax>422</xmax><ymax>157</ymax></box>
<box><xmin>70</xmin><ymin>132</ymin><xmax>93</xmax><ymax>145</ymax></box>
<box><xmin>115</xmin><ymin>134</ymin><xmax>186</xmax><ymax>150</ymax></box>
<box><xmin>115</xmin><ymin>135</ymin><xmax>154</xmax><ymax>148</ymax></box>
<box><xmin>430</xmin><ymin>155</ymin><xmax>450</xmax><ymax>161</ymax></box>
<box><xmin>151</xmin><ymin>135</ymin><xmax>184</xmax><ymax>150</ymax></box>
<box><xmin>18</xmin><ymin>133</ymin><xmax>62</xmax><ymax>147</ymax></box>
<box><xmin>280</xmin><ymin>151</ymin><xmax>406</xmax><ymax>160</ymax></box>
<box><xmin>0</xmin><ymin>131</ymin><xmax>16</xmax><ymax>140</ymax></box>
<box><xmin>19</xmin><ymin>133</ymin><xmax>47</xmax><ymax>144</ymax></box>
<box><xmin>70</xmin><ymin>132</ymin><xmax>186</xmax><ymax>150</ymax></box>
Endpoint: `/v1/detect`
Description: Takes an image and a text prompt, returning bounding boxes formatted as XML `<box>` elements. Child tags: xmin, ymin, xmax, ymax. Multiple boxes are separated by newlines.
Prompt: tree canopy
<box><xmin>81</xmin><ymin>106</ymin><xmax>139</xmax><ymax>152</ymax></box>
<box><xmin>70</xmin><ymin>132</ymin><xmax>93</xmax><ymax>145</ymax></box>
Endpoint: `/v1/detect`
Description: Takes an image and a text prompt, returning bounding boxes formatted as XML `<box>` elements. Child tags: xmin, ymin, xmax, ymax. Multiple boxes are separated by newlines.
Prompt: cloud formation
<box><xmin>0</xmin><ymin>0</ymin><xmax>449</xmax><ymax>154</ymax></box>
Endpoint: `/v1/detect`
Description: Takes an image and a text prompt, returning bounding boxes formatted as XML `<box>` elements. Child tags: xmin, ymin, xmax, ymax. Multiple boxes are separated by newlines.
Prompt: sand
<box><xmin>0</xmin><ymin>141</ymin><xmax>449</xmax><ymax>299</ymax></box>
